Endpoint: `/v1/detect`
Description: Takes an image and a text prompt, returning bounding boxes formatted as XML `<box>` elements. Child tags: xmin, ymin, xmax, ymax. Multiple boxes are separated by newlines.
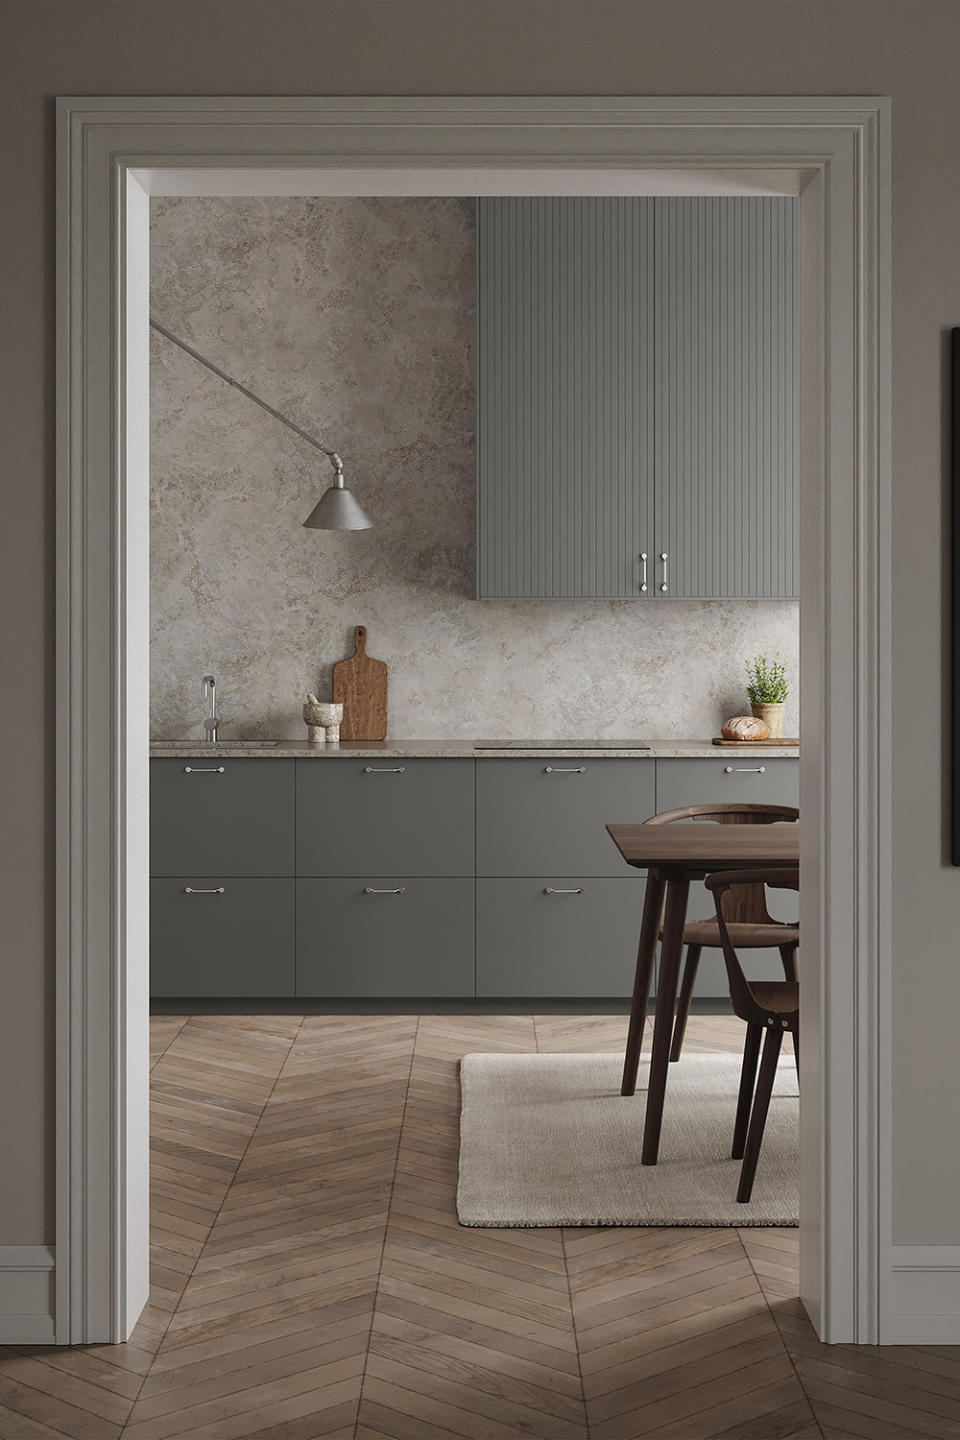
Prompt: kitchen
<box><xmin>140</xmin><ymin>185</ymin><xmax>804</xmax><ymax>1418</ymax></box>
<box><xmin>148</xmin><ymin>190</ymin><xmax>800</xmax><ymax>1013</ymax></box>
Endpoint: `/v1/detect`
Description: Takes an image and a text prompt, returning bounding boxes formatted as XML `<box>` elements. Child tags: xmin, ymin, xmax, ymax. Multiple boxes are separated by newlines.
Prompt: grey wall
<box><xmin>150</xmin><ymin>195</ymin><xmax>798</xmax><ymax>742</ymax></box>
<box><xmin>2</xmin><ymin>0</ymin><xmax>958</xmax><ymax>1247</ymax></box>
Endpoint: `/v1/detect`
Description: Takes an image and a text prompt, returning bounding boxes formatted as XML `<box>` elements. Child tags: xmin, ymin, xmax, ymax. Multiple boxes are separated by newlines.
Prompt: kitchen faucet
<box><xmin>202</xmin><ymin>675</ymin><xmax>219</xmax><ymax>743</ymax></box>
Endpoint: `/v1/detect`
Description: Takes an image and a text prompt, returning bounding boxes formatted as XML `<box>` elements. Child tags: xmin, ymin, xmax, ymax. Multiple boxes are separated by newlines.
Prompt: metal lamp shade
<box><xmin>302</xmin><ymin>483</ymin><xmax>374</xmax><ymax>531</ymax></box>
<box><xmin>148</xmin><ymin>321</ymin><xmax>374</xmax><ymax>533</ymax></box>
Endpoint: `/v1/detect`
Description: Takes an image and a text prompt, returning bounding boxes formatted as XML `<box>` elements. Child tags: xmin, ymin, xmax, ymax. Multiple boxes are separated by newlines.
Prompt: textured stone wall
<box><xmin>150</xmin><ymin>196</ymin><xmax>799</xmax><ymax>740</ymax></box>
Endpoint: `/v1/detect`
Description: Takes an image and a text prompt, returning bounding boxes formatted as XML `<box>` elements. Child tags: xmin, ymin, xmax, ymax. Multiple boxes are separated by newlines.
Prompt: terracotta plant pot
<box><xmin>750</xmin><ymin>701</ymin><xmax>785</xmax><ymax>738</ymax></box>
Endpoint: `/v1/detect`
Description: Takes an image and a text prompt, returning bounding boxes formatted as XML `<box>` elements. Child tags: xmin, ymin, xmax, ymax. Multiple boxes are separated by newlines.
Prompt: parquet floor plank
<box><xmin>0</xmin><ymin>1014</ymin><xmax>954</xmax><ymax>1440</ymax></box>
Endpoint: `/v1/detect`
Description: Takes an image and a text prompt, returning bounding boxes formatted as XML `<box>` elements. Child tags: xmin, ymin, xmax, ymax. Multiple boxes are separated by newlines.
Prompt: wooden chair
<box><xmin>642</xmin><ymin>803</ymin><xmax>799</xmax><ymax>1062</ymax></box>
<box><xmin>707</xmin><ymin>866</ymin><xmax>800</xmax><ymax>1203</ymax></box>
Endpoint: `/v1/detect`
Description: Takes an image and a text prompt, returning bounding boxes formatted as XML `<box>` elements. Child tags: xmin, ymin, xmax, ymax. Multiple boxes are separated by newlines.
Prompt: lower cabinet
<box><xmin>297</xmin><ymin>878</ymin><xmax>475</xmax><ymax>997</ymax></box>
<box><xmin>656</xmin><ymin>757</ymin><xmax>800</xmax><ymax>998</ymax></box>
<box><xmin>476</xmin><ymin>878</ymin><xmax>647</xmax><ymax>998</ymax></box>
<box><xmin>149</xmin><ymin>753</ymin><xmax>800</xmax><ymax>1003</ymax></box>
<box><xmin>150</xmin><ymin>878</ymin><xmax>295</xmax><ymax>997</ymax></box>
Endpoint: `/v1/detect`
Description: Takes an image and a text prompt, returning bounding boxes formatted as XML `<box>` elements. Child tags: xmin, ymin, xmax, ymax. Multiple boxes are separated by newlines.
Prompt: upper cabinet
<box><xmin>476</xmin><ymin>196</ymin><xmax>798</xmax><ymax>600</ymax></box>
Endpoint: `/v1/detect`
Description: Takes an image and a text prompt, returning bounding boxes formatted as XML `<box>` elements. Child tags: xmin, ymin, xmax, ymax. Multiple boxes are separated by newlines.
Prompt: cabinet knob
<box><xmin>544</xmin><ymin>886</ymin><xmax>585</xmax><ymax>895</ymax></box>
<box><xmin>363</xmin><ymin>886</ymin><xmax>406</xmax><ymax>894</ymax></box>
<box><xmin>184</xmin><ymin>765</ymin><xmax>225</xmax><ymax>774</ymax></box>
<box><xmin>544</xmin><ymin>766</ymin><xmax>586</xmax><ymax>774</ymax></box>
<box><xmin>363</xmin><ymin>766</ymin><xmax>406</xmax><ymax>774</ymax></box>
<box><xmin>724</xmin><ymin>765</ymin><xmax>766</xmax><ymax>774</ymax></box>
<box><xmin>183</xmin><ymin>886</ymin><xmax>225</xmax><ymax>894</ymax></box>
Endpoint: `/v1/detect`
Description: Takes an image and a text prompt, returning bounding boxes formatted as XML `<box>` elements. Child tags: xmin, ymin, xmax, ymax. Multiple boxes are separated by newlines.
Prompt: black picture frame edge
<box><xmin>952</xmin><ymin>327</ymin><xmax>960</xmax><ymax>864</ymax></box>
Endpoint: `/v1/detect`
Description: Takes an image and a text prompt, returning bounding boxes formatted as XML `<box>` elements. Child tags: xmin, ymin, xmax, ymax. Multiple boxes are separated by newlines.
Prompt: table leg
<box><xmin>620</xmin><ymin>868</ymin><xmax>666</xmax><ymax>1097</ymax></box>
<box><xmin>641</xmin><ymin>874</ymin><xmax>690</xmax><ymax>1165</ymax></box>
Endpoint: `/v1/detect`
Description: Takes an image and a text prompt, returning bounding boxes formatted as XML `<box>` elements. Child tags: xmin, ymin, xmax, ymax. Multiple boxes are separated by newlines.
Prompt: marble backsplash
<box><xmin>150</xmin><ymin>196</ymin><xmax>799</xmax><ymax>741</ymax></box>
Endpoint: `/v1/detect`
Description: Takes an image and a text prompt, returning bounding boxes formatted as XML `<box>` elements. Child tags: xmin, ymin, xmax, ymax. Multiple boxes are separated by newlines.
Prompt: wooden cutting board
<box><xmin>333</xmin><ymin>626</ymin><xmax>388</xmax><ymax>740</ymax></box>
<box><xmin>712</xmin><ymin>736</ymin><xmax>799</xmax><ymax>746</ymax></box>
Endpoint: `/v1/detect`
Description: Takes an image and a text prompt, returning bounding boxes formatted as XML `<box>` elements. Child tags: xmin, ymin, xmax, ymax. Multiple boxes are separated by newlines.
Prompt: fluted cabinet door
<box><xmin>477</xmin><ymin>197</ymin><xmax>655</xmax><ymax>598</ymax></box>
<box><xmin>653</xmin><ymin>197</ymin><xmax>799</xmax><ymax>598</ymax></box>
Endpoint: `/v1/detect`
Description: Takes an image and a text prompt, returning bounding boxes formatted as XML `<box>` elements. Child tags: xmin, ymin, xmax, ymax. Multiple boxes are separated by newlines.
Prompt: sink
<box><xmin>151</xmin><ymin>739</ymin><xmax>281</xmax><ymax>748</ymax></box>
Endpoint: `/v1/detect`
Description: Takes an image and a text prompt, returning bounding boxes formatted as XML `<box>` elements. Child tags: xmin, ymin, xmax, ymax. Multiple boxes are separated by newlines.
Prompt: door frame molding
<box><xmin>54</xmin><ymin>95</ymin><xmax>891</xmax><ymax>1343</ymax></box>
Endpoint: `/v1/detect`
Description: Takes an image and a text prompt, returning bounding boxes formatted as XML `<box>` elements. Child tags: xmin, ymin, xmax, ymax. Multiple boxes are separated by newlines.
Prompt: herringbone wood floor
<box><xmin>1</xmin><ymin>1014</ymin><xmax>958</xmax><ymax>1438</ymax></box>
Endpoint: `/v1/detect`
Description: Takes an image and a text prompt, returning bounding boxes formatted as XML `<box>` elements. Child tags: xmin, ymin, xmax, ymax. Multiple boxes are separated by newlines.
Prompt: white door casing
<box><xmin>53</xmin><ymin>97</ymin><xmax>892</xmax><ymax>1345</ymax></box>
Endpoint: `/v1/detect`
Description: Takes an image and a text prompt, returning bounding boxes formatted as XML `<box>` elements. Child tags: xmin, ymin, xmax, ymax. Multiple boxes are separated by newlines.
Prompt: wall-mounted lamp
<box><xmin>150</xmin><ymin>319</ymin><xmax>374</xmax><ymax>531</ymax></box>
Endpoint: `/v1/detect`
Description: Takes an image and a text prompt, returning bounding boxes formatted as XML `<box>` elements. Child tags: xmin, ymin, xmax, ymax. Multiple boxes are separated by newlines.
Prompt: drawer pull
<box><xmin>363</xmin><ymin>765</ymin><xmax>406</xmax><ymax>774</ymax></box>
<box><xmin>544</xmin><ymin>886</ymin><xmax>585</xmax><ymax>895</ymax></box>
<box><xmin>724</xmin><ymin>765</ymin><xmax>766</xmax><ymax>774</ymax></box>
<box><xmin>184</xmin><ymin>886</ymin><xmax>225</xmax><ymax>894</ymax></box>
<box><xmin>364</xmin><ymin>886</ymin><xmax>406</xmax><ymax>894</ymax></box>
<box><xmin>184</xmin><ymin>765</ymin><xmax>225</xmax><ymax>774</ymax></box>
<box><xmin>544</xmin><ymin>766</ymin><xmax>586</xmax><ymax>774</ymax></box>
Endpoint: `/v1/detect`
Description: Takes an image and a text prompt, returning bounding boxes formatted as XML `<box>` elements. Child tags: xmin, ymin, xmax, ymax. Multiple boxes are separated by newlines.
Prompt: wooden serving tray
<box><xmin>712</xmin><ymin>736</ymin><xmax>800</xmax><ymax>746</ymax></box>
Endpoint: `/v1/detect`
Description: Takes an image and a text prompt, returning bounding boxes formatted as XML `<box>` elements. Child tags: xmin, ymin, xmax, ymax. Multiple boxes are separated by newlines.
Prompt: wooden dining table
<box><xmin>606</xmin><ymin>821</ymin><xmax>800</xmax><ymax>1165</ymax></box>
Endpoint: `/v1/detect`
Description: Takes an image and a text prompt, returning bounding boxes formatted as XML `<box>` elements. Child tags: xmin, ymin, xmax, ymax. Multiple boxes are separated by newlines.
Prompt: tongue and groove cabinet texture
<box><xmin>477</xmin><ymin>195</ymin><xmax>799</xmax><ymax>600</ymax></box>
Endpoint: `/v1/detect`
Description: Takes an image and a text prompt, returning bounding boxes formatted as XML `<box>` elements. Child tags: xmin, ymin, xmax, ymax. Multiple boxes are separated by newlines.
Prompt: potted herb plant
<box><xmin>745</xmin><ymin>652</ymin><xmax>789</xmax><ymax>738</ymax></box>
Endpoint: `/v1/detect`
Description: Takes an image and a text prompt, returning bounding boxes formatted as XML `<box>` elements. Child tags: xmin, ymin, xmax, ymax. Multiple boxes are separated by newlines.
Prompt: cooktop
<box><xmin>473</xmin><ymin>739</ymin><xmax>651</xmax><ymax>750</ymax></box>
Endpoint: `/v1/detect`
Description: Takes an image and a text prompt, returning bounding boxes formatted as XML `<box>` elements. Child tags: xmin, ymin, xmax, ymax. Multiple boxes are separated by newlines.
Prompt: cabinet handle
<box><xmin>544</xmin><ymin>886</ymin><xmax>585</xmax><ymax>895</ymax></box>
<box><xmin>639</xmin><ymin>552</ymin><xmax>648</xmax><ymax>593</ymax></box>
<box><xmin>184</xmin><ymin>886</ymin><xmax>225</xmax><ymax>894</ymax></box>
<box><xmin>544</xmin><ymin>766</ymin><xmax>586</xmax><ymax>774</ymax></box>
<box><xmin>184</xmin><ymin>765</ymin><xmax>225</xmax><ymax>774</ymax></box>
<box><xmin>659</xmin><ymin>552</ymin><xmax>669</xmax><ymax>593</ymax></box>
<box><xmin>364</xmin><ymin>886</ymin><xmax>406</xmax><ymax>894</ymax></box>
<box><xmin>724</xmin><ymin>765</ymin><xmax>766</xmax><ymax>774</ymax></box>
<box><xmin>363</xmin><ymin>766</ymin><xmax>406</xmax><ymax>774</ymax></box>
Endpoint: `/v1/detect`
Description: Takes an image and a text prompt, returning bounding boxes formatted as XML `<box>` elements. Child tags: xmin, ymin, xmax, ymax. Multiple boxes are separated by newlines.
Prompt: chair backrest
<box><xmin>707</xmin><ymin>867</ymin><xmax>800</xmax><ymax>1023</ymax></box>
<box><xmin>644</xmin><ymin>803</ymin><xmax>799</xmax><ymax>924</ymax></box>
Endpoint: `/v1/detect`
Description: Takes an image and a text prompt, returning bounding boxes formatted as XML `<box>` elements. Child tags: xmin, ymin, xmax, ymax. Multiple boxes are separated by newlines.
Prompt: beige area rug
<box><xmin>457</xmin><ymin>1052</ymin><xmax>798</xmax><ymax>1228</ymax></box>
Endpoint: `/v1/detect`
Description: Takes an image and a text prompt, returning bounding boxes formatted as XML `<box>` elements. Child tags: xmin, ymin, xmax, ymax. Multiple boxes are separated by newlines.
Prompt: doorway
<box><xmin>55</xmin><ymin>97</ymin><xmax>891</xmax><ymax>1346</ymax></box>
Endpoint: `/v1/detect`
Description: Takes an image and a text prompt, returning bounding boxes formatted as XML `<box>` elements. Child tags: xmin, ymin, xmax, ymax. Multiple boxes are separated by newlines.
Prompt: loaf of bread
<box><xmin>721</xmin><ymin>715</ymin><xmax>770</xmax><ymax>741</ymax></box>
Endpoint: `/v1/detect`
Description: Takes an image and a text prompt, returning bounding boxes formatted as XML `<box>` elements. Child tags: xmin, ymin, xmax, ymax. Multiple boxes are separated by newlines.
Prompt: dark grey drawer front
<box><xmin>297</xmin><ymin>878</ymin><xmax>474</xmax><ymax>997</ymax></box>
<box><xmin>656</xmin><ymin>756</ymin><xmax>799</xmax><ymax>998</ymax></box>
<box><xmin>296</xmin><ymin>760</ymin><xmax>474</xmax><ymax>877</ymax></box>
<box><xmin>476</xmin><ymin>759</ymin><xmax>656</xmax><ymax>877</ymax></box>
<box><xmin>151</xmin><ymin>878</ymin><xmax>294</xmax><ymax>997</ymax></box>
<box><xmin>476</xmin><ymin>878</ymin><xmax>647</xmax><ymax>997</ymax></box>
<box><xmin>151</xmin><ymin>759</ymin><xmax>294</xmax><ymax>876</ymax></box>
<box><xmin>656</xmin><ymin>756</ymin><xmax>799</xmax><ymax>813</ymax></box>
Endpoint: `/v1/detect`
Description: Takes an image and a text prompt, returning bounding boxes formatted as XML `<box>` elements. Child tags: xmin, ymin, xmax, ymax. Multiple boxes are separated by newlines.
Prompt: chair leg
<box><xmin>737</xmin><ymin>1025</ymin><xmax>783</xmax><ymax>1203</ymax></box>
<box><xmin>779</xmin><ymin>943</ymin><xmax>798</xmax><ymax>982</ymax></box>
<box><xmin>669</xmin><ymin>945</ymin><xmax>701</xmax><ymax>1062</ymax></box>
<box><xmin>733</xmin><ymin>1023</ymin><xmax>762</xmax><ymax>1160</ymax></box>
<box><xmin>792</xmin><ymin>1015</ymin><xmax>800</xmax><ymax>1080</ymax></box>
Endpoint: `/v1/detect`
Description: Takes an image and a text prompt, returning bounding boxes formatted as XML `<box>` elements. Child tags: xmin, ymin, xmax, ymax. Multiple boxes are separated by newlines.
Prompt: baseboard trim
<box><xmin>883</xmin><ymin>1246</ymin><xmax>960</xmax><ymax>1343</ymax></box>
<box><xmin>0</xmin><ymin>1246</ymin><xmax>56</xmax><ymax>1343</ymax></box>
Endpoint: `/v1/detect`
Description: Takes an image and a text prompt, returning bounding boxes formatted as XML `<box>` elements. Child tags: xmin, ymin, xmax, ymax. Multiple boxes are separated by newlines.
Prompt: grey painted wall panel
<box><xmin>478</xmin><ymin>197</ymin><xmax>655</xmax><ymax>598</ymax></box>
<box><xmin>654</xmin><ymin>197</ymin><xmax>798</xmax><ymax>598</ymax></box>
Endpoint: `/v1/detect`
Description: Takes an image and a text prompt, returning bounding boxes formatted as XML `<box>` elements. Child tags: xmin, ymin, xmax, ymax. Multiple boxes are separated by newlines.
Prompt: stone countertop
<box><xmin>149</xmin><ymin>738</ymin><xmax>800</xmax><ymax>760</ymax></box>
